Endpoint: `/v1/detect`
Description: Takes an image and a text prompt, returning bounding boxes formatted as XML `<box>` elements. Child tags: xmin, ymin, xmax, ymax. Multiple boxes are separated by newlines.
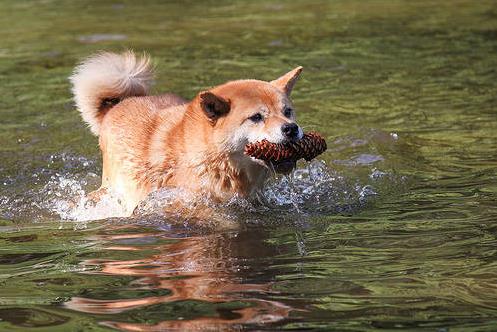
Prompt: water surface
<box><xmin>1</xmin><ymin>0</ymin><xmax>497</xmax><ymax>330</ymax></box>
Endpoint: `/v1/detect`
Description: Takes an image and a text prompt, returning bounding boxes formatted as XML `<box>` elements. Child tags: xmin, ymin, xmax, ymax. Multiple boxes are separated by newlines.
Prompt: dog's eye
<box><xmin>248</xmin><ymin>113</ymin><xmax>263</xmax><ymax>123</ymax></box>
<box><xmin>283</xmin><ymin>107</ymin><xmax>293</xmax><ymax>118</ymax></box>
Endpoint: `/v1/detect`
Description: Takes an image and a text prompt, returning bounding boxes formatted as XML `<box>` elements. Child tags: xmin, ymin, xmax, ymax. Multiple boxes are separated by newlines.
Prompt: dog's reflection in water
<box><xmin>65</xmin><ymin>226</ymin><xmax>295</xmax><ymax>330</ymax></box>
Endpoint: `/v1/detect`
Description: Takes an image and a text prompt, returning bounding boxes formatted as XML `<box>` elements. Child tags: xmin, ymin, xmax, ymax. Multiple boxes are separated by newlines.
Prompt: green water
<box><xmin>1</xmin><ymin>0</ymin><xmax>497</xmax><ymax>330</ymax></box>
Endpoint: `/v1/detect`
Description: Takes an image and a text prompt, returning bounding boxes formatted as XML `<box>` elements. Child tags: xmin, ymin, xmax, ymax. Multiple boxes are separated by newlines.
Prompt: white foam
<box><xmin>1</xmin><ymin>150</ymin><xmax>403</xmax><ymax>223</ymax></box>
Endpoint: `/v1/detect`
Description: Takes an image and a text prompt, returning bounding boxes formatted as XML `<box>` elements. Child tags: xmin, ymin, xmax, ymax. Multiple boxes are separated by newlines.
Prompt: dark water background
<box><xmin>1</xmin><ymin>0</ymin><xmax>497</xmax><ymax>330</ymax></box>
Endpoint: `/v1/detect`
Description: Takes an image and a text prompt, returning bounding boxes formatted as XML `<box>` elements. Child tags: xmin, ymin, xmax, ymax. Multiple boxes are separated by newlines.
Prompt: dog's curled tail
<box><xmin>70</xmin><ymin>51</ymin><xmax>153</xmax><ymax>135</ymax></box>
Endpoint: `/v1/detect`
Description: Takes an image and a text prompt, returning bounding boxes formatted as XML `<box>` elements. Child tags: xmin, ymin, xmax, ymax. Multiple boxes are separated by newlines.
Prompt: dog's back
<box><xmin>70</xmin><ymin>51</ymin><xmax>189</xmax><ymax>212</ymax></box>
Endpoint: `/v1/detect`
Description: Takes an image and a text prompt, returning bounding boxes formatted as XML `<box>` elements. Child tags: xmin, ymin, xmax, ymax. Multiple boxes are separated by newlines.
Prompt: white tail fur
<box><xmin>70</xmin><ymin>51</ymin><xmax>153</xmax><ymax>135</ymax></box>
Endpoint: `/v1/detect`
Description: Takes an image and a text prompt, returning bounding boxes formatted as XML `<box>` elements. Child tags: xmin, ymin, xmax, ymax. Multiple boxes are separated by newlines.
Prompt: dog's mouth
<box><xmin>268</xmin><ymin>159</ymin><xmax>296</xmax><ymax>175</ymax></box>
<box><xmin>247</xmin><ymin>154</ymin><xmax>296</xmax><ymax>174</ymax></box>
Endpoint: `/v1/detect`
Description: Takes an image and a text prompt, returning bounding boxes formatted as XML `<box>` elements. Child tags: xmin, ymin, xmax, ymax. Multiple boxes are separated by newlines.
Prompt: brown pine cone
<box><xmin>244</xmin><ymin>131</ymin><xmax>327</xmax><ymax>163</ymax></box>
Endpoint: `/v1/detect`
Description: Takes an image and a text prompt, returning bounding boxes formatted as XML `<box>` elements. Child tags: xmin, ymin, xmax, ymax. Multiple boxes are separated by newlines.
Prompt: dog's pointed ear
<box><xmin>270</xmin><ymin>66</ymin><xmax>303</xmax><ymax>95</ymax></box>
<box><xmin>199</xmin><ymin>91</ymin><xmax>231</xmax><ymax>122</ymax></box>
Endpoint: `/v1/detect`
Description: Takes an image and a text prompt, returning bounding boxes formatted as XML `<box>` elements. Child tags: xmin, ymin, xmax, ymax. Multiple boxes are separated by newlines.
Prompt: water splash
<box><xmin>260</xmin><ymin>160</ymin><xmax>379</xmax><ymax>215</ymax></box>
<box><xmin>0</xmin><ymin>159</ymin><xmax>401</xmax><ymax>223</ymax></box>
<box><xmin>0</xmin><ymin>131</ymin><xmax>408</xmax><ymax>223</ymax></box>
<box><xmin>50</xmin><ymin>184</ymin><xmax>128</xmax><ymax>221</ymax></box>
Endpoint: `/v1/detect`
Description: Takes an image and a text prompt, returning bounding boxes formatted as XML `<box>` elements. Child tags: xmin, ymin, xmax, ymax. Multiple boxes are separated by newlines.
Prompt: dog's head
<box><xmin>193</xmin><ymin>67</ymin><xmax>303</xmax><ymax>174</ymax></box>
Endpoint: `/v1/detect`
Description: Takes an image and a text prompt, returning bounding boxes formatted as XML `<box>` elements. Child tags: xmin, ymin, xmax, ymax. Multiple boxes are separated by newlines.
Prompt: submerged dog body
<box><xmin>70</xmin><ymin>51</ymin><xmax>303</xmax><ymax>214</ymax></box>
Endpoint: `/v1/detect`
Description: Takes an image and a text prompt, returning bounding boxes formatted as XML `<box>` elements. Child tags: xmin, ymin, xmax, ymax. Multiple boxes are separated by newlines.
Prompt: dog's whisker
<box><xmin>268</xmin><ymin>162</ymin><xmax>277</xmax><ymax>177</ymax></box>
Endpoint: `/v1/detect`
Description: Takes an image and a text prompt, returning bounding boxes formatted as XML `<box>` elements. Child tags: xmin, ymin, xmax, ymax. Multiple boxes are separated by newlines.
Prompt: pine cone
<box><xmin>244</xmin><ymin>131</ymin><xmax>327</xmax><ymax>163</ymax></box>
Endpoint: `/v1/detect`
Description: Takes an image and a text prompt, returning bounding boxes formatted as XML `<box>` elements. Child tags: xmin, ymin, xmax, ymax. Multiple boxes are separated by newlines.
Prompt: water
<box><xmin>1</xmin><ymin>0</ymin><xmax>497</xmax><ymax>330</ymax></box>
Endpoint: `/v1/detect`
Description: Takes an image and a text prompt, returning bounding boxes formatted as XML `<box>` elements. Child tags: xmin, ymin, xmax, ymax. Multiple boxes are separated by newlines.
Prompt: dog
<box><xmin>70</xmin><ymin>51</ymin><xmax>303</xmax><ymax>215</ymax></box>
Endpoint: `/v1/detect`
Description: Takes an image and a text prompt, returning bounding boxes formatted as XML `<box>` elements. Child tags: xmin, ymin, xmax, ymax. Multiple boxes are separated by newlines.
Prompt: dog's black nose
<box><xmin>281</xmin><ymin>123</ymin><xmax>299</xmax><ymax>140</ymax></box>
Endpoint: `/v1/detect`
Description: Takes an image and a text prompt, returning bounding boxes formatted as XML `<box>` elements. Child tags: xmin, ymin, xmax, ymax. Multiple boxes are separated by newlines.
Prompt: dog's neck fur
<box><xmin>146</xmin><ymin>104</ymin><xmax>269</xmax><ymax>200</ymax></box>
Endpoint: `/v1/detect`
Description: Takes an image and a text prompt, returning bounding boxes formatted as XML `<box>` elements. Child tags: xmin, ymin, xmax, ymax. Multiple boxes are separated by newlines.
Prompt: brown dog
<box><xmin>70</xmin><ymin>51</ymin><xmax>303</xmax><ymax>215</ymax></box>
